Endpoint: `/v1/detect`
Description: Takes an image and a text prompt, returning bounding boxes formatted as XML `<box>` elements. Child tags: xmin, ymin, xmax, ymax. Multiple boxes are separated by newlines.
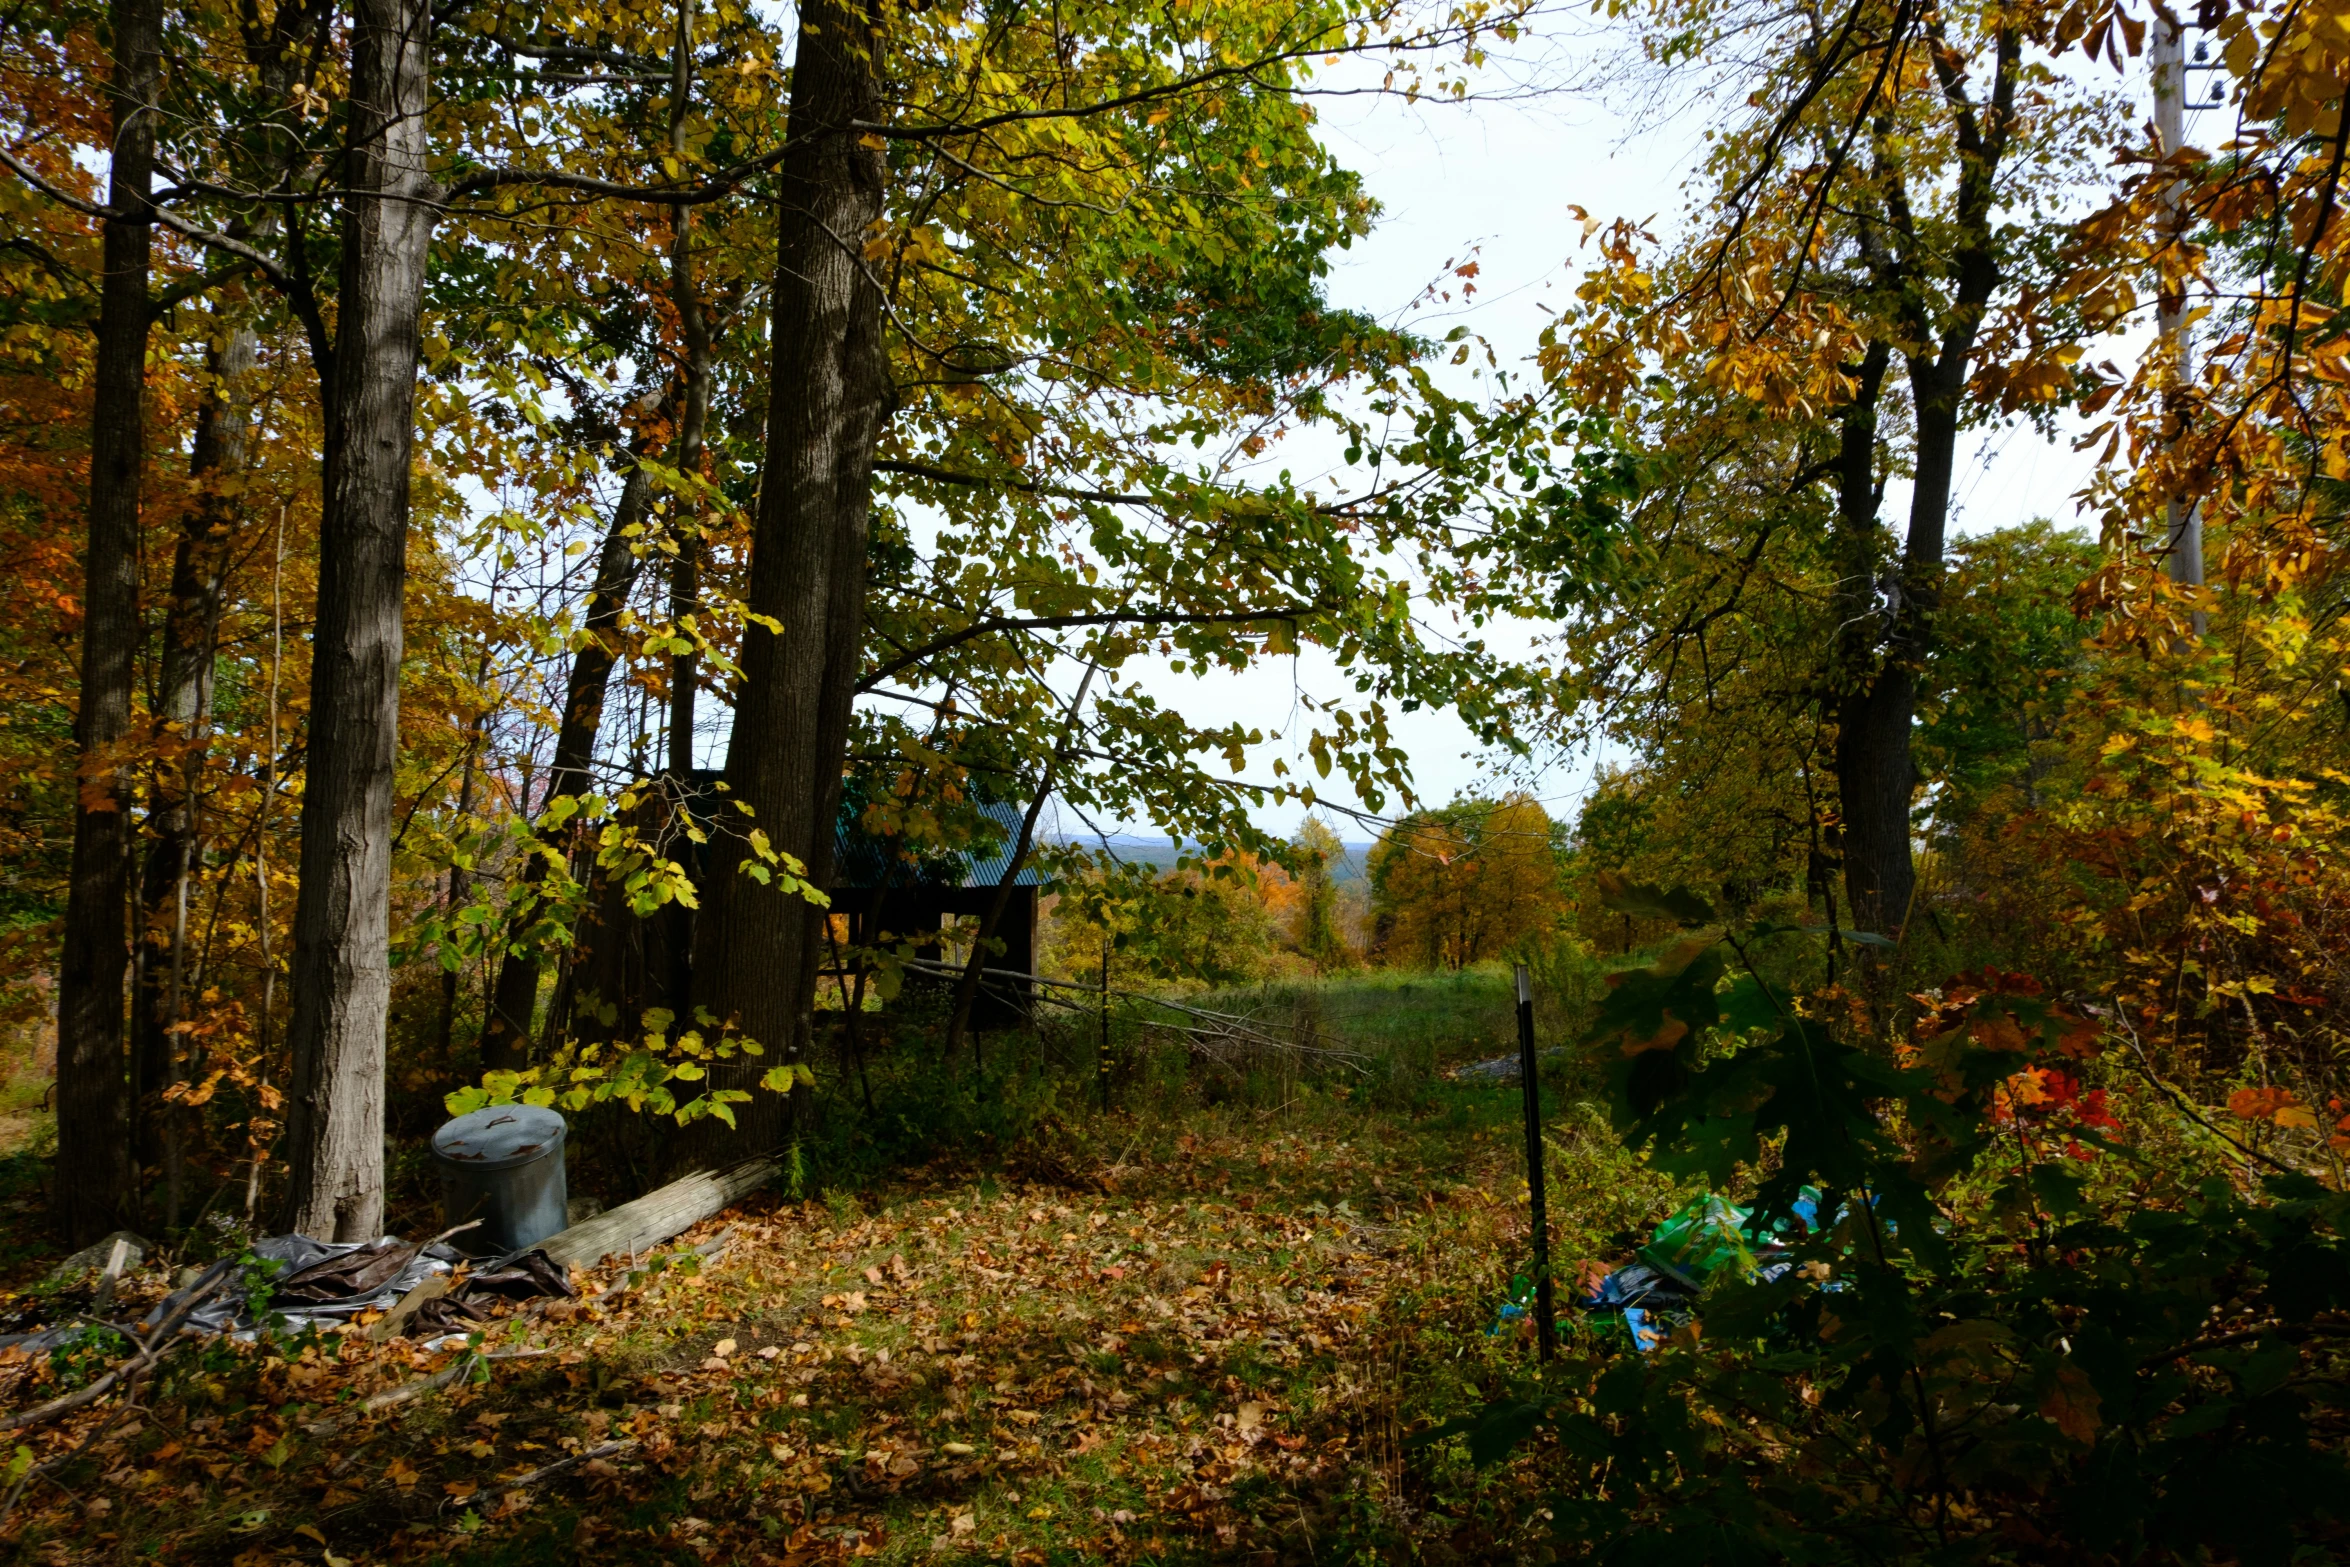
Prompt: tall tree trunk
<box><xmin>1828</xmin><ymin>339</ymin><xmax>1901</xmax><ymax>939</ymax></box>
<box><xmin>56</xmin><ymin>0</ymin><xmax>163</xmax><ymax>1245</ymax></box>
<box><xmin>282</xmin><ymin>0</ymin><xmax>436</xmax><ymax>1241</ymax></box>
<box><xmin>666</xmin><ymin>0</ymin><xmax>712</xmax><ymax>790</ymax></box>
<box><xmin>436</xmin><ymin>731</ymin><xmax>480</xmax><ymax>1063</ymax></box>
<box><xmin>435</xmin><ymin>646</ymin><xmax>490</xmax><ymax>1073</ymax></box>
<box><xmin>1841</xmin><ymin>351</ymin><xmax>1969</xmax><ymax>941</ymax></box>
<box><xmin>480</xmin><ymin>456</ymin><xmax>656</xmax><ymax>1071</ymax></box>
<box><xmin>482</xmin><ymin>11</ymin><xmax>712</xmax><ymax>1072</ymax></box>
<box><xmin>133</xmin><ymin>321</ymin><xmax>255</xmax><ymax>1211</ymax></box>
<box><xmin>1834</xmin><ymin>32</ymin><xmax>2015</xmax><ymax>950</ymax></box>
<box><xmin>688</xmin><ymin>0</ymin><xmax>889</xmax><ymax>1162</ymax></box>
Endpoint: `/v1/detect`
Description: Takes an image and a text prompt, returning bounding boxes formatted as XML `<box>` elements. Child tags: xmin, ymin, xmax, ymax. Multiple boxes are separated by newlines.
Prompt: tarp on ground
<box><xmin>1578</xmin><ymin>1187</ymin><xmax>1823</xmax><ymax>1349</ymax></box>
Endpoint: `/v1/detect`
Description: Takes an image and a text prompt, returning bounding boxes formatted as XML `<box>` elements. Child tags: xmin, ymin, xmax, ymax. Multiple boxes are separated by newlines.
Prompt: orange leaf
<box><xmin>1620</xmin><ymin>1014</ymin><xmax>1689</xmax><ymax>1057</ymax></box>
<box><xmin>2040</xmin><ymin>1364</ymin><xmax>2103</xmax><ymax>1443</ymax></box>
<box><xmin>2227</xmin><ymin>1085</ymin><xmax>2302</xmax><ymax>1123</ymax></box>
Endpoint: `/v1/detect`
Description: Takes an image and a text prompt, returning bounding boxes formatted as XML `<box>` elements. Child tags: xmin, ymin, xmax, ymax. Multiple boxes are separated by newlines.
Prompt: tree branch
<box><xmin>861</xmin><ymin>604</ymin><xmax>1323</xmax><ymax>690</ymax></box>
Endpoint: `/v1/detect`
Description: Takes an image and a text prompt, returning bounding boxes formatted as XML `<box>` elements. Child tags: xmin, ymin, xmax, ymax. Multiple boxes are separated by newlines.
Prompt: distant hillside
<box><xmin>1065</xmin><ymin>835</ymin><xmax>1376</xmax><ymax>885</ymax></box>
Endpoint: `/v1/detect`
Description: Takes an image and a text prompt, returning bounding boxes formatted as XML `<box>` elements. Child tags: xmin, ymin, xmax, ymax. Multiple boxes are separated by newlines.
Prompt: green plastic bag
<box><xmin>1636</xmin><ymin>1187</ymin><xmax>1823</xmax><ymax>1289</ymax></box>
<box><xmin>1637</xmin><ymin>1194</ymin><xmax>1757</xmax><ymax>1289</ymax></box>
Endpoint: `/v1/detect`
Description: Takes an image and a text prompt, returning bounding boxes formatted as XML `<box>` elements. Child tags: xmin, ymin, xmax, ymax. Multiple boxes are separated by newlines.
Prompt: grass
<box><xmin>0</xmin><ymin>964</ymin><xmax>1680</xmax><ymax>1565</ymax></box>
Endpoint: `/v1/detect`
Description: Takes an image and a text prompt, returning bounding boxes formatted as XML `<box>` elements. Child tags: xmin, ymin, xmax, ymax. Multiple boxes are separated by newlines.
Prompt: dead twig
<box><xmin>593</xmin><ymin>1225</ymin><xmax>734</xmax><ymax>1307</ymax></box>
<box><xmin>0</xmin><ymin>1384</ymin><xmax>143</xmax><ymax>1531</ymax></box>
<box><xmin>304</xmin><ymin>1346</ymin><xmax>551</xmax><ymax>1437</ymax></box>
<box><xmin>444</xmin><ymin>1437</ymin><xmax>639</xmax><ymax>1511</ymax></box>
<box><xmin>2109</xmin><ymin>1008</ymin><xmax>2304</xmax><ymax>1177</ymax></box>
<box><xmin>0</xmin><ymin>1265</ymin><xmax>231</xmax><ymax>1434</ymax></box>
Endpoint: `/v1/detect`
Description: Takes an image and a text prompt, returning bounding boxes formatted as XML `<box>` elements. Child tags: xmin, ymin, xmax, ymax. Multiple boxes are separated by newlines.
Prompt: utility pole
<box><xmin>2151</xmin><ymin>12</ymin><xmax>2207</xmax><ymax>638</ymax></box>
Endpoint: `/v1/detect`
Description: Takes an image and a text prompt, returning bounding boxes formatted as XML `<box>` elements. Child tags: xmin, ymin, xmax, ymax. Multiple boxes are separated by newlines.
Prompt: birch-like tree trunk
<box><xmin>282</xmin><ymin>0</ymin><xmax>437</xmax><ymax>1240</ymax></box>
<box><xmin>56</xmin><ymin>0</ymin><xmax>164</xmax><ymax>1245</ymax></box>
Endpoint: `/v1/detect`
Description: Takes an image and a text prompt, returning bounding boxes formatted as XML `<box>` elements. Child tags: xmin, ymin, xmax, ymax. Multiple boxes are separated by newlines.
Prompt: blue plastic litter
<box><xmin>1577</xmin><ymin>1186</ymin><xmax>1829</xmax><ymax>1352</ymax></box>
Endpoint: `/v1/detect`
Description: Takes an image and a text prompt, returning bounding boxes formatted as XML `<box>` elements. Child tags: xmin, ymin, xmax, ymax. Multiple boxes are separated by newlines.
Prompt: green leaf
<box><xmin>1595</xmin><ymin>873</ymin><xmax>1716</xmax><ymax>926</ymax></box>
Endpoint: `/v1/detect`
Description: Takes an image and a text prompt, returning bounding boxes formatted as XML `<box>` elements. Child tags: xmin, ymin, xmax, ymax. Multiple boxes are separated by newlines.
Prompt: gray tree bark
<box><xmin>282</xmin><ymin>0</ymin><xmax>438</xmax><ymax>1241</ymax></box>
<box><xmin>56</xmin><ymin>0</ymin><xmax>164</xmax><ymax>1245</ymax></box>
<box><xmin>685</xmin><ymin>0</ymin><xmax>889</xmax><ymax>1164</ymax></box>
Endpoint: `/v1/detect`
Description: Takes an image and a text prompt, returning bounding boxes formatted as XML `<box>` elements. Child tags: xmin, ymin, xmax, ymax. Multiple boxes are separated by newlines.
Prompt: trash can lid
<box><xmin>431</xmin><ymin>1105</ymin><xmax>566</xmax><ymax>1171</ymax></box>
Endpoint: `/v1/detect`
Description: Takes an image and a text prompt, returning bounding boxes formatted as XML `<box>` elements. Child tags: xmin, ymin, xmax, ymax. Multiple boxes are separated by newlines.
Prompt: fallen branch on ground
<box><xmin>446</xmin><ymin>1437</ymin><xmax>640</xmax><ymax>1511</ymax></box>
<box><xmin>593</xmin><ymin>1225</ymin><xmax>735</xmax><ymax>1307</ymax></box>
<box><xmin>305</xmin><ymin>1346</ymin><xmax>553</xmax><ymax>1436</ymax></box>
<box><xmin>1</xmin><ymin>1266</ymin><xmax>231</xmax><ymax>1434</ymax></box>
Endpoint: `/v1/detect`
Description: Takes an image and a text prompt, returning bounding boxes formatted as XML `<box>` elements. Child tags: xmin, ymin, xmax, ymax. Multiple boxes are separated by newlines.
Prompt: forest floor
<box><xmin>1</xmin><ymin>968</ymin><xmax>1673</xmax><ymax>1565</ymax></box>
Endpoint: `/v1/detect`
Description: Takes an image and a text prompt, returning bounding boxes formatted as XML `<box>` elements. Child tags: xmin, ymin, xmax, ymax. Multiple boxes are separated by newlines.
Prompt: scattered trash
<box><xmin>1575</xmin><ymin>1188</ymin><xmax>1824</xmax><ymax>1351</ymax></box>
<box><xmin>1487</xmin><ymin>1273</ymin><xmax>1549</xmax><ymax>1338</ymax></box>
<box><xmin>1451</xmin><ymin>1049</ymin><xmax>1568</xmax><ymax>1084</ymax></box>
<box><xmin>0</xmin><ymin>1227</ymin><xmax>575</xmax><ymax>1355</ymax></box>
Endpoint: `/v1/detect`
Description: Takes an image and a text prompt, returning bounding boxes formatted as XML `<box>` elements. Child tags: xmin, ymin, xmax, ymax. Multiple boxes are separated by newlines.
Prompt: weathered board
<box><xmin>534</xmin><ymin>1155</ymin><xmax>778</xmax><ymax>1271</ymax></box>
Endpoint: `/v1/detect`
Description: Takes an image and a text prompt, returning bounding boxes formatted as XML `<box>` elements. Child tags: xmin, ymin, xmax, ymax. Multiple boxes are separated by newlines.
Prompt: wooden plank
<box><xmin>534</xmin><ymin>1156</ymin><xmax>778</xmax><ymax>1271</ymax></box>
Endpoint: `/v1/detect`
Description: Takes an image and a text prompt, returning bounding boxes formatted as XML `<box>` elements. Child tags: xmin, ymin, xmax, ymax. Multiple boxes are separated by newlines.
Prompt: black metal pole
<box><xmin>1516</xmin><ymin>962</ymin><xmax>1555</xmax><ymax>1359</ymax></box>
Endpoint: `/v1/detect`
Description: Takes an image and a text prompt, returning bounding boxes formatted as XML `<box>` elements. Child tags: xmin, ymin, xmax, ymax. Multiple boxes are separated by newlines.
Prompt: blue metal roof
<box><xmin>832</xmin><ymin>797</ymin><xmax>1043</xmax><ymax>890</ymax></box>
<box><xmin>682</xmin><ymin>770</ymin><xmax>1042</xmax><ymax>892</ymax></box>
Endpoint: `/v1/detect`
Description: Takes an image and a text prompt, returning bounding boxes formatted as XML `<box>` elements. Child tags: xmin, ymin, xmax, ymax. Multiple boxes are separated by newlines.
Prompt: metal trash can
<box><xmin>430</xmin><ymin>1105</ymin><xmax>569</xmax><ymax>1257</ymax></box>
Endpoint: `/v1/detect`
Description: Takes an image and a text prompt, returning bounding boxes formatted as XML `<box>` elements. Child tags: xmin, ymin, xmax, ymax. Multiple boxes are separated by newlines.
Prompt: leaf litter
<box><xmin>1</xmin><ymin>1110</ymin><xmax>1590</xmax><ymax>1564</ymax></box>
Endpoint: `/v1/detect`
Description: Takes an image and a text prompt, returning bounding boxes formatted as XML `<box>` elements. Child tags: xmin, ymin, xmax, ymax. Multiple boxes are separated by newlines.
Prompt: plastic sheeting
<box><xmin>1</xmin><ymin>1235</ymin><xmax>574</xmax><ymax>1356</ymax></box>
<box><xmin>1578</xmin><ymin>1188</ymin><xmax>1824</xmax><ymax>1351</ymax></box>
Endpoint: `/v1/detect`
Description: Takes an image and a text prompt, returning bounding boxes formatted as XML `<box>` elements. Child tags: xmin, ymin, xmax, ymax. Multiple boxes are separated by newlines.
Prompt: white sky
<box><xmin>1090</xmin><ymin>25</ymin><xmax>2209</xmax><ymax>845</ymax></box>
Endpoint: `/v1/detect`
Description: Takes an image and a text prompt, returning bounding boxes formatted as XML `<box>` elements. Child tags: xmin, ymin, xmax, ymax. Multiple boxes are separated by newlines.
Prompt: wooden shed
<box><xmin>826</xmin><ymin>798</ymin><xmax>1042</xmax><ymax>1031</ymax></box>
